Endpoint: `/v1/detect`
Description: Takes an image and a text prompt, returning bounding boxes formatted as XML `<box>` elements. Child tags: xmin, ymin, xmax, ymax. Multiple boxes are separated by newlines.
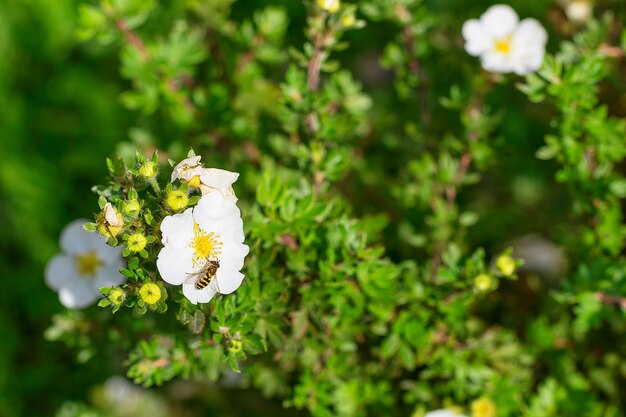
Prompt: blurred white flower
<box><xmin>170</xmin><ymin>155</ymin><xmax>239</xmax><ymax>203</ymax></box>
<box><xmin>462</xmin><ymin>4</ymin><xmax>547</xmax><ymax>75</ymax></box>
<box><xmin>156</xmin><ymin>193</ymin><xmax>249</xmax><ymax>304</ymax></box>
<box><xmin>45</xmin><ymin>219</ymin><xmax>124</xmax><ymax>308</ymax></box>
<box><xmin>425</xmin><ymin>410</ymin><xmax>466</xmax><ymax>417</ymax></box>
<box><xmin>564</xmin><ymin>0</ymin><xmax>593</xmax><ymax>24</ymax></box>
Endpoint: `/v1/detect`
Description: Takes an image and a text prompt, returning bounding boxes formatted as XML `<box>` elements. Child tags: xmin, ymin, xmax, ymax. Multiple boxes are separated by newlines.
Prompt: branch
<box><xmin>403</xmin><ymin>26</ymin><xmax>431</xmax><ymax>126</ymax></box>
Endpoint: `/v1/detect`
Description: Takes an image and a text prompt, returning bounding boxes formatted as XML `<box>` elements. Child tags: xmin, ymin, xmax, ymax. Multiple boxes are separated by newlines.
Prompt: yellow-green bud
<box><xmin>340</xmin><ymin>11</ymin><xmax>356</xmax><ymax>27</ymax></box>
<box><xmin>317</xmin><ymin>0</ymin><xmax>339</xmax><ymax>13</ymax></box>
<box><xmin>496</xmin><ymin>255</ymin><xmax>516</xmax><ymax>276</ymax></box>
<box><xmin>139</xmin><ymin>161</ymin><xmax>157</xmax><ymax>178</ymax></box>
<box><xmin>108</xmin><ymin>288</ymin><xmax>125</xmax><ymax>305</ymax></box>
<box><xmin>471</xmin><ymin>398</ymin><xmax>496</xmax><ymax>417</ymax></box>
<box><xmin>127</xmin><ymin>233</ymin><xmax>148</xmax><ymax>252</ymax></box>
<box><xmin>124</xmin><ymin>199</ymin><xmax>141</xmax><ymax>215</ymax></box>
<box><xmin>166</xmin><ymin>190</ymin><xmax>189</xmax><ymax>211</ymax></box>
<box><xmin>139</xmin><ymin>283</ymin><xmax>161</xmax><ymax>305</ymax></box>
<box><xmin>473</xmin><ymin>273</ymin><xmax>492</xmax><ymax>292</ymax></box>
<box><xmin>188</xmin><ymin>175</ymin><xmax>201</xmax><ymax>188</ymax></box>
<box><xmin>228</xmin><ymin>339</ymin><xmax>243</xmax><ymax>353</ymax></box>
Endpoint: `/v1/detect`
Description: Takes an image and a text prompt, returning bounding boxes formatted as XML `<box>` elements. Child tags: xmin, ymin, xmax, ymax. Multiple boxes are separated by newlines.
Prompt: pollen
<box><xmin>494</xmin><ymin>36</ymin><xmax>512</xmax><ymax>54</ymax></box>
<box><xmin>75</xmin><ymin>251</ymin><xmax>102</xmax><ymax>276</ymax></box>
<box><xmin>190</xmin><ymin>223</ymin><xmax>223</xmax><ymax>265</ymax></box>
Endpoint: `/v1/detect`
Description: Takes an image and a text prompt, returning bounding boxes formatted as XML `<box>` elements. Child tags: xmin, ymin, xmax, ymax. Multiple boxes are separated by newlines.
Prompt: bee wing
<box><xmin>184</xmin><ymin>273</ymin><xmax>199</xmax><ymax>286</ymax></box>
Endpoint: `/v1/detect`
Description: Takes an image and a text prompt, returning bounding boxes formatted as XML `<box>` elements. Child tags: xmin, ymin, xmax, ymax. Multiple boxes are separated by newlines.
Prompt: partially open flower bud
<box><xmin>166</xmin><ymin>190</ymin><xmax>189</xmax><ymax>211</ymax></box>
<box><xmin>139</xmin><ymin>161</ymin><xmax>157</xmax><ymax>178</ymax></box>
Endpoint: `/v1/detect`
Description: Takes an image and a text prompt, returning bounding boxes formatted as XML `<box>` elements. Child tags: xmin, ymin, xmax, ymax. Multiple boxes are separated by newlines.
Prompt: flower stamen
<box><xmin>190</xmin><ymin>223</ymin><xmax>223</xmax><ymax>266</ymax></box>
<box><xmin>494</xmin><ymin>36</ymin><xmax>512</xmax><ymax>54</ymax></box>
<box><xmin>75</xmin><ymin>251</ymin><xmax>102</xmax><ymax>276</ymax></box>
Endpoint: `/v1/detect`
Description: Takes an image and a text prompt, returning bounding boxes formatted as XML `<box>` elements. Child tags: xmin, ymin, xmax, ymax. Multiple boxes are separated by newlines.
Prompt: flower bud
<box><xmin>124</xmin><ymin>199</ymin><xmax>141</xmax><ymax>215</ymax></box>
<box><xmin>340</xmin><ymin>10</ymin><xmax>356</xmax><ymax>28</ymax></box>
<box><xmin>473</xmin><ymin>273</ymin><xmax>492</xmax><ymax>292</ymax></box>
<box><xmin>228</xmin><ymin>339</ymin><xmax>243</xmax><ymax>353</ymax></box>
<box><xmin>166</xmin><ymin>190</ymin><xmax>189</xmax><ymax>211</ymax></box>
<box><xmin>188</xmin><ymin>175</ymin><xmax>201</xmax><ymax>188</ymax></box>
<box><xmin>127</xmin><ymin>233</ymin><xmax>148</xmax><ymax>252</ymax></box>
<box><xmin>317</xmin><ymin>0</ymin><xmax>339</xmax><ymax>13</ymax></box>
<box><xmin>108</xmin><ymin>288</ymin><xmax>125</xmax><ymax>305</ymax></box>
<box><xmin>496</xmin><ymin>254</ymin><xmax>516</xmax><ymax>276</ymax></box>
<box><xmin>139</xmin><ymin>161</ymin><xmax>157</xmax><ymax>178</ymax></box>
<box><xmin>139</xmin><ymin>283</ymin><xmax>161</xmax><ymax>305</ymax></box>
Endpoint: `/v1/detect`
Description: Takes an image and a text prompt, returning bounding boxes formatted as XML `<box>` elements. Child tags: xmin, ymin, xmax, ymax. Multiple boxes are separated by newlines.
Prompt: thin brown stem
<box><xmin>403</xmin><ymin>26</ymin><xmax>431</xmax><ymax>126</ymax></box>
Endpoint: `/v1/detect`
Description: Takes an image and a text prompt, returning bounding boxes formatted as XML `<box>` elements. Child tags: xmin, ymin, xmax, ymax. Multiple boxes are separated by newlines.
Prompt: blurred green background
<box><xmin>1</xmin><ymin>0</ymin><xmax>622</xmax><ymax>415</ymax></box>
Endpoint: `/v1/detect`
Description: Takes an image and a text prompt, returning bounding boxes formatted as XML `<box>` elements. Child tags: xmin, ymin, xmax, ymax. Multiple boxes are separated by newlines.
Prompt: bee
<box><xmin>186</xmin><ymin>259</ymin><xmax>220</xmax><ymax>290</ymax></box>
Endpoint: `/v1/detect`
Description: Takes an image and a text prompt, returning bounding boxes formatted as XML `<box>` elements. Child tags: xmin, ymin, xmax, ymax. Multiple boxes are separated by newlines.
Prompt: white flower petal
<box><xmin>94</xmin><ymin>262</ymin><xmax>125</xmax><ymax>289</ymax></box>
<box><xmin>218</xmin><ymin>246</ymin><xmax>249</xmax><ymax>272</ymax></box>
<box><xmin>198</xmin><ymin>168</ymin><xmax>239</xmax><ymax>189</ymax></box>
<box><xmin>171</xmin><ymin>155</ymin><xmax>202</xmax><ymax>182</ymax></box>
<box><xmin>513</xmin><ymin>18</ymin><xmax>547</xmax><ymax>49</ymax></box>
<box><xmin>60</xmin><ymin>219</ymin><xmax>107</xmax><ymax>255</ymax></box>
<box><xmin>216</xmin><ymin>267</ymin><xmax>245</xmax><ymax>295</ymax></box>
<box><xmin>45</xmin><ymin>254</ymin><xmax>81</xmax><ymax>291</ymax></box>
<box><xmin>480</xmin><ymin>4</ymin><xmax>519</xmax><ymax>38</ymax></box>
<box><xmin>93</xmin><ymin>242</ymin><xmax>123</xmax><ymax>265</ymax></box>
<box><xmin>462</xmin><ymin>19</ymin><xmax>492</xmax><ymax>56</ymax></box>
<box><xmin>193</xmin><ymin>193</ymin><xmax>242</xmax><ymax>235</ymax></box>
<box><xmin>481</xmin><ymin>50</ymin><xmax>513</xmax><ymax>73</ymax></box>
<box><xmin>199</xmin><ymin>185</ymin><xmax>239</xmax><ymax>203</ymax></box>
<box><xmin>157</xmin><ymin>244</ymin><xmax>196</xmax><ymax>285</ymax></box>
<box><xmin>58</xmin><ymin>281</ymin><xmax>99</xmax><ymax>309</ymax></box>
<box><xmin>160</xmin><ymin>208</ymin><xmax>194</xmax><ymax>246</ymax></box>
<box><xmin>425</xmin><ymin>410</ymin><xmax>466</xmax><ymax>417</ymax></box>
<box><xmin>182</xmin><ymin>278</ymin><xmax>218</xmax><ymax>304</ymax></box>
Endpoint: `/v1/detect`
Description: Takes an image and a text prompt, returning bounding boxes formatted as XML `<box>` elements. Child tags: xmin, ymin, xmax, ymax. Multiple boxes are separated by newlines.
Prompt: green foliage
<box><xmin>1</xmin><ymin>0</ymin><xmax>626</xmax><ymax>416</ymax></box>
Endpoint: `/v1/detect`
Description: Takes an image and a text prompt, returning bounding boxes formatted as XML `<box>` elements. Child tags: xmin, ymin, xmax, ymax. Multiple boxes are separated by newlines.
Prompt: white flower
<box><xmin>45</xmin><ymin>219</ymin><xmax>124</xmax><ymax>308</ymax></box>
<box><xmin>170</xmin><ymin>155</ymin><xmax>239</xmax><ymax>203</ymax></box>
<box><xmin>156</xmin><ymin>193</ymin><xmax>249</xmax><ymax>304</ymax></box>
<box><xmin>170</xmin><ymin>155</ymin><xmax>203</xmax><ymax>183</ymax></box>
<box><xmin>425</xmin><ymin>410</ymin><xmax>466</xmax><ymax>417</ymax></box>
<box><xmin>462</xmin><ymin>5</ymin><xmax>547</xmax><ymax>75</ymax></box>
<box><xmin>564</xmin><ymin>0</ymin><xmax>592</xmax><ymax>24</ymax></box>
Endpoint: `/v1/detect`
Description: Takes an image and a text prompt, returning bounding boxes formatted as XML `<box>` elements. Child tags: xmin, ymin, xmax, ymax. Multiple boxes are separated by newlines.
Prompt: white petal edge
<box><xmin>45</xmin><ymin>254</ymin><xmax>82</xmax><ymax>291</ymax></box>
<box><xmin>462</xmin><ymin>19</ymin><xmax>493</xmax><ymax>56</ymax></box>
<box><xmin>182</xmin><ymin>279</ymin><xmax>218</xmax><ymax>304</ymax></box>
<box><xmin>216</xmin><ymin>268</ymin><xmax>245</xmax><ymax>295</ymax></box>
<box><xmin>94</xmin><ymin>262</ymin><xmax>125</xmax><ymax>289</ymax></box>
<box><xmin>58</xmin><ymin>281</ymin><xmax>99</xmax><ymax>309</ymax></box>
<box><xmin>156</xmin><ymin>244</ymin><xmax>196</xmax><ymax>285</ymax></box>
<box><xmin>198</xmin><ymin>168</ymin><xmax>239</xmax><ymax>189</ymax></box>
<box><xmin>480</xmin><ymin>4</ymin><xmax>519</xmax><ymax>38</ymax></box>
<box><xmin>60</xmin><ymin>219</ymin><xmax>104</xmax><ymax>255</ymax></box>
<box><xmin>512</xmin><ymin>18</ymin><xmax>548</xmax><ymax>49</ymax></box>
<box><xmin>160</xmin><ymin>208</ymin><xmax>194</xmax><ymax>246</ymax></box>
<box><xmin>171</xmin><ymin>155</ymin><xmax>202</xmax><ymax>182</ymax></box>
<box><xmin>424</xmin><ymin>410</ymin><xmax>467</xmax><ymax>417</ymax></box>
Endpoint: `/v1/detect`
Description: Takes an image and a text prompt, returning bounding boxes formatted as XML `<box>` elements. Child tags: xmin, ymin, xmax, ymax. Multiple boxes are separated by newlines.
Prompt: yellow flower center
<box><xmin>75</xmin><ymin>251</ymin><xmax>102</xmax><ymax>276</ymax></box>
<box><xmin>471</xmin><ymin>398</ymin><xmax>496</xmax><ymax>417</ymax></box>
<box><xmin>190</xmin><ymin>224</ymin><xmax>223</xmax><ymax>266</ymax></box>
<box><xmin>494</xmin><ymin>36</ymin><xmax>512</xmax><ymax>54</ymax></box>
<box><xmin>139</xmin><ymin>283</ymin><xmax>161</xmax><ymax>305</ymax></box>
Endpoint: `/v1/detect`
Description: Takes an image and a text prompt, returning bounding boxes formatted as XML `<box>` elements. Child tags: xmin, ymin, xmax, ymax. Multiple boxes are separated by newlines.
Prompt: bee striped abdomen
<box><xmin>195</xmin><ymin>260</ymin><xmax>220</xmax><ymax>290</ymax></box>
